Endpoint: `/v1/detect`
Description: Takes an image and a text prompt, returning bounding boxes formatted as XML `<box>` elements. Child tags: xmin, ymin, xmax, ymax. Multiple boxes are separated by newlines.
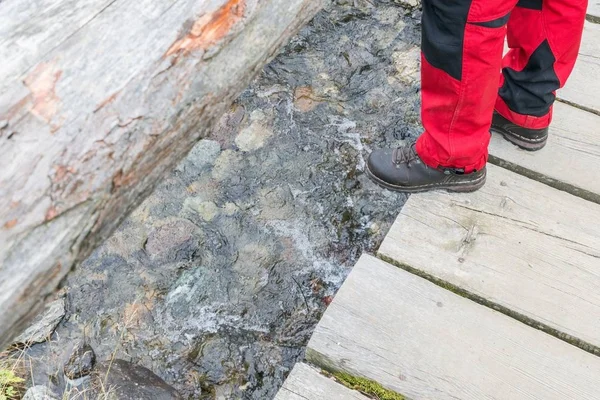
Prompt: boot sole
<box><xmin>491</xmin><ymin>126</ymin><xmax>547</xmax><ymax>151</ymax></box>
<box><xmin>365</xmin><ymin>165</ymin><xmax>487</xmax><ymax>194</ymax></box>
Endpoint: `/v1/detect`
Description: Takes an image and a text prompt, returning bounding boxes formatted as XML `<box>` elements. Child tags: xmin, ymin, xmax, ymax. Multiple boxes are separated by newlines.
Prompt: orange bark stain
<box><xmin>3</xmin><ymin>219</ymin><xmax>17</xmax><ymax>229</ymax></box>
<box><xmin>94</xmin><ymin>91</ymin><xmax>120</xmax><ymax>112</ymax></box>
<box><xmin>45</xmin><ymin>206</ymin><xmax>58</xmax><ymax>221</ymax></box>
<box><xmin>52</xmin><ymin>165</ymin><xmax>76</xmax><ymax>182</ymax></box>
<box><xmin>54</xmin><ymin>165</ymin><xmax>67</xmax><ymax>181</ymax></box>
<box><xmin>166</xmin><ymin>0</ymin><xmax>246</xmax><ymax>57</ymax></box>
<box><xmin>112</xmin><ymin>169</ymin><xmax>137</xmax><ymax>191</ymax></box>
<box><xmin>24</xmin><ymin>62</ymin><xmax>63</xmax><ymax>124</ymax></box>
<box><xmin>2</xmin><ymin>95</ymin><xmax>30</xmax><ymax>122</ymax></box>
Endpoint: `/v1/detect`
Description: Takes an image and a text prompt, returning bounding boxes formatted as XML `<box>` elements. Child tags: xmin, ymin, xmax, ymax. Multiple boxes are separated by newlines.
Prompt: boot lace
<box><xmin>392</xmin><ymin>141</ymin><xmax>419</xmax><ymax>166</ymax></box>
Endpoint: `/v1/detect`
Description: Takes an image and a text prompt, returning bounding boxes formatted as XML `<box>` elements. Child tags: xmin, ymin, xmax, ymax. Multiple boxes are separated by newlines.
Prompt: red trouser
<box><xmin>416</xmin><ymin>0</ymin><xmax>588</xmax><ymax>172</ymax></box>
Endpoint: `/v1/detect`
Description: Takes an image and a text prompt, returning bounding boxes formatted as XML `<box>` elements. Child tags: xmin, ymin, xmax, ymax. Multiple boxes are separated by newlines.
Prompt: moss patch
<box><xmin>326</xmin><ymin>370</ymin><xmax>405</xmax><ymax>400</ymax></box>
<box><xmin>0</xmin><ymin>352</ymin><xmax>26</xmax><ymax>400</ymax></box>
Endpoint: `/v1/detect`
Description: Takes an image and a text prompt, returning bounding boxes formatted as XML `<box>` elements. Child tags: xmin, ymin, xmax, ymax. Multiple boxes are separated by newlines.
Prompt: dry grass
<box><xmin>0</xmin><ymin>346</ymin><xmax>28</xmax><ymax>400</ymax></box>
<box><xmin>0</xmin><ymin>299</ymin><xmax>142</xmax><ymax>400</ymax></box>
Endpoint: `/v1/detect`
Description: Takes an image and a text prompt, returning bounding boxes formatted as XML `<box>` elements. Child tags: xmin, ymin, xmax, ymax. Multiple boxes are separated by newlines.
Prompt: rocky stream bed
<box><xmin>16</xmin><ymin>1</ymin><xmax>423</xmax><ymax>398</ymax></box>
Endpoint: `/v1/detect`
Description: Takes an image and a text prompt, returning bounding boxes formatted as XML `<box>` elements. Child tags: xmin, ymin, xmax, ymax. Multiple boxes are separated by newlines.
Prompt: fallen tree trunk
<box><xmin>0</xmin><ymin>0</ymin><xmax>323</xmax><ymax>348</ymax></box>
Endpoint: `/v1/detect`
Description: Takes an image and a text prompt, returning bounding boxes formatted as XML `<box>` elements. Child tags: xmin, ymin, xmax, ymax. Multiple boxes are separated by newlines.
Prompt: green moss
<box><xmin>329</xmin><ymin>371</ymin><xmax>405</xmax><ymax>400</ymax></box>
<box><xmin>305</xmin><ymin>349</ymin><xmax>407</xmax><ymax>400</ymax></box>
<box><xmin>0</xmin><ymin>368</ymin><xmax>25</xmax><ymax>400</ymax></box>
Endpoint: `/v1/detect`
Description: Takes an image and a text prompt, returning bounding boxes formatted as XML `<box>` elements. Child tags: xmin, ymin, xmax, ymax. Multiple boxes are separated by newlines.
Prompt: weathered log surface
<box><xmin>0</xmin><ymin>0</ymin><xmax>323</xmax><ymax>348</ymax></box>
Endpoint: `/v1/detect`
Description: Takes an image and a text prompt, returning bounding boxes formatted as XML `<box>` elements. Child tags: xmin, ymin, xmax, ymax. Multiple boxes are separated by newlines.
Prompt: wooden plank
<box><xmin>378</xmin><ymin>164</ymin><xmax>600</xmax><ymax>351</ymax></box>
<box><xmin>559</xmin><ymin>21</ymin><xmax>600</xmax><ymax>112</ymax></box>
<box><xmin>489</xmin><ymin>101</ymin><xmax>600</xmax><ymax>204</ymax></box>
<box><xmin>588</xmin><ymin>0</ymin><xmax>600</xmax><ymax>21</ymax></box>
<box><xmin>0</xmin><ymin>0</ymin><xmax>324</xmax><ymax>348</ymax></box>
<box><xmin>274</xmin><ymin>363</ymin><xmax>370</xmax><ymax>400</ymax></box>
<box><xmin>307</xmin><ymin>254</ymin><xmax>600</xmax><ymax>400</ymax></box>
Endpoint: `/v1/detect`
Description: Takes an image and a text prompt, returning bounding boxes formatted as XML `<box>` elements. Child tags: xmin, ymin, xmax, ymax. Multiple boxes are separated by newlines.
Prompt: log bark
<box><xmin>0</xmin><ymin>0</ymin><xmax>323</xmax><ymax>348</ymax></box>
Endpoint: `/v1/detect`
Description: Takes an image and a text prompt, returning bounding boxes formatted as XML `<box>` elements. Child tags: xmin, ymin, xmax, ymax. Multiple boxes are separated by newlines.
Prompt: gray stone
<box><xmin>22</xmin><ymin>386</ymin><xmax>58</xmax><ymax>400</ymax></box>
<box><xmin>176</xmin><ymin>140</ymin><xmax>221</xmax><ymax>172</ymax></box>
<box><xmin>64</xmin><ymin>343</ymin><xmax>96</xmax><ymax>380</ymax></box>
<box><xmin>92</xmin><ymin>360</ymin><xmax>182</xmax><ymax>400</ymax></box>
<box><xmin>144</xmin><ymin>219</ymin><xmax>197</xmax><ymax>260</ymax></box>
<box><xmin>24</xmin><ymin>1</ymin><xmax>417</xmax><ymax>398</ymax></box>
<box><xmin>392</xmin><ymin>46</ymin><xmax>421</xmax><ymax>84</ymax></box>
<box><xmin>235</xmin><ymin>110</ymin><xmax>274</xmax><ymax>151</ymax></box>
<box><xmin>14</xmin><ymin>298</ymin><xmax>65</xmax><ymax>345</ymax></box>
<box><xmin>192</xmin><ymin>336</ymin><xmax>244</xmax><ymax>384</ymax></box>
<box><xmin>392</xmin><ymin>0</ymin><xmax>421</xmax><ymax>9</ymax></box>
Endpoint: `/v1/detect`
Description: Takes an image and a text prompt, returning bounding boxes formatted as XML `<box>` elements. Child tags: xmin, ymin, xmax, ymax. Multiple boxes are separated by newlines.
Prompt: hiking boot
<box><xmin>366</xmin><ymin>142</ymin><xmax>486</xmax><ymax>193</ymax></box>
<box><xmin>491</xmin><ymin>112</ymin><xmax>548</xmax><ymax>151</ymax></box>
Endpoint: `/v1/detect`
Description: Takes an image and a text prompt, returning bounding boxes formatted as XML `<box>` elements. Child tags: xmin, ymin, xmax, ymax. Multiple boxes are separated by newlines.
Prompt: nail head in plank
<box><xmin>307</xmin><ymin>254</ymin><xmax>600</xmax><ymax>400</ymax></box>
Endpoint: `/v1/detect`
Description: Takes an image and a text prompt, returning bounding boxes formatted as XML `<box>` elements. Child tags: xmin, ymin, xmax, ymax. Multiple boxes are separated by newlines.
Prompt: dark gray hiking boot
<box><xmin>366</xmin><ymin>142</ymin><xmax>486</xmax><ymax>193</ymax></box>
<box><xmin>491</xmin><ymin>112</ymin><xmax>548</xmax><ymax>151</ymax></box>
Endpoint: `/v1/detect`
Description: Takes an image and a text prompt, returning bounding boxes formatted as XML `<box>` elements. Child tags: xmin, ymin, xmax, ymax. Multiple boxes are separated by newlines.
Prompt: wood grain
<box><xmin>588</xmin><ymin>0</ymin><xmax>600</xmax><ymax>21</ymax></box>
<box><xmin>307</xmin><ymin>254</ymin><xmax>600</xmax><ymax>400</ymax></box>
<box><xmin>490</xmin><ymin>101</ymin><xmax>600</xmax><ymax>203</ymax></box>
<box><xmin>0</xmin><ymin>0</ymin><xmax>116</xmax><ymax>93</ymax></box>
<box><xmin>559</xmin><ymin>22</ymin><xmax>600</xmax><ymax>113</ymax></box>
<box><xmin>379</xmin><ymin>164</ymin><xmax>600</xmax><ymax>351</ymax></box>
<box><xmin>0</xmin><ymin>0</ymin><xmax>323</xmax><ymax>348</ymax></box>
<box><xmin>274</xmin><ymin>363</ymin><xmax>371</xmax><ymax>400</ymax></box>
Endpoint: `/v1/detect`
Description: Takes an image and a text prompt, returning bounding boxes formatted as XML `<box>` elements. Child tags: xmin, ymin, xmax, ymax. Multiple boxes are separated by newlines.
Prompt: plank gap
<box><xmin>556</xmin><ymin>97</ymin><xmax>600</xmax><ymax>118</ymax></box>
<box><xmin>308</xmin><ymin>254</ymin><xmax>600</xmax><ymax>399</ymax></box>
<box><xmin>488</xmin><ymin>155</ymin><xmax>600</xmax><ymax>205</ymax></box>
<box><xmin>375</xmin><ymin>252</ymin><xmax>600</xmax><ymax>358</ymax></box>
<box><xmin>586</xmin><ymin>14</ymin><xmax>600</xmax><ymax>24</ymax></box>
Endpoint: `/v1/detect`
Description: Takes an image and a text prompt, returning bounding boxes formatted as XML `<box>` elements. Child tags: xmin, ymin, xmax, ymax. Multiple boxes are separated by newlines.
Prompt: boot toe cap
<box><xmin>367</xmin><ymin>149</ymin><xmax>398</xmax><ymax>182</ymax></box>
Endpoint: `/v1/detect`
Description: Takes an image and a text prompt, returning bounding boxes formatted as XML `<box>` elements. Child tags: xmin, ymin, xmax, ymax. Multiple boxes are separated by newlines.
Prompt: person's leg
<box><xmin>416</xmin><ymin>0</ymin><xmax>517</xmax><ymax>173</ymax></box>
<box><xmin>367</xmin><ymin>0</ymin><xmax>516</xmax><ymax>193</ymax></box>
<box><xmin>493</xmin><ymin>0</ymin><xmax>587</xmax><ymax>137</ymax></box>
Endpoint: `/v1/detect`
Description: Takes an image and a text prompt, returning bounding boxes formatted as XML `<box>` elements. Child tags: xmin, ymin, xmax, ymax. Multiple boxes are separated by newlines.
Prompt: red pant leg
<box><xmin>417</xmin><ymin>0</ymin><xmax>517</xmax><ymax>173</ymax></box>
<box><xmin>495</xmin><ymin>0</ymin><xmax>587</xmax><ymax>129</ymax></box>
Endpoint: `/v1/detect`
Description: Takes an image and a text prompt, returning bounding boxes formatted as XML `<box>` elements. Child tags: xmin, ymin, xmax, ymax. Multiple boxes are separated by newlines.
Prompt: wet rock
<box><xmin>392</xmin><ymin>0</ymin><xmax>421</xmax><ymax>9</ymax></box>
<box><xmin>211</xmin><ymin>149</ymin><xmax>243</xmax><ymax>181</ymax></box>
<box><xmin>14</xmin><ymin>298</ymin><xmax>65</xmax><ymax>345</ymax></box>
<box><xmin>92</xmin><ymin>360</ymin><xmax>182</xmax><ymax>400</ymax></box>
<box><xmin>64</xmin><ymin>343</ymin><xmax>96</xmax><ymax>380</ymax></box>
<box><xmin>24</xmin><ymin>1</ymin><xmax>419</xmax><ymax>398</ymax></box>
<box><xmin>293</xmin><ymin>86</ymin><xmax>321</xmax><ymax>112</ymax></box>
<box><xmin>184</xmin><ymin>198</ymin><xmax>219</xmax><ymax>221</ymax></box>
<box><xmin>23</xmin><ymin>385</ymin><xmax>58</xmax><ymax>400</ymax></box>
<box><xmin>176</xmin><ymin>139</ymin><xmax>221</xmax><ymax>172</ymax></box>
<box><xmin>191</xmin><ymin>336</ymin><xmax>243</xmax><ymax>384</ymax></box>
<box><xmin>144</xmin><ymin>219</ymin><xmax>198</xmax><ymax>260</ymax></box>
<box><xmin>235</xmin><ymin>110</ymin><xmax>274</xmax><ymax>151</ymax></box>
<box><xmin>392</xmin><ymin>46</ymin><xmax>420</xmax><ymax>84</ymax></box>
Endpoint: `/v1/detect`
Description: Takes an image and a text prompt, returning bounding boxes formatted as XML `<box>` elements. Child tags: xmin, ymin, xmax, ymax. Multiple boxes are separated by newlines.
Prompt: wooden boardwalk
<box><xmin>276</xmin><ymin>7</ymin><xmax>600</xmax><ymax>400</ymax></box>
